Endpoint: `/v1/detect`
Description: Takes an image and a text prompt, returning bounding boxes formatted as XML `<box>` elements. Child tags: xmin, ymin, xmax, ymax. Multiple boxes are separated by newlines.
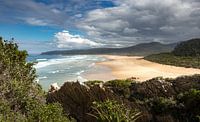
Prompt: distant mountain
<box><xmin>41</xmin><ymin>42</ymin><xmax>177</xmax><ymax>56</ymax></box>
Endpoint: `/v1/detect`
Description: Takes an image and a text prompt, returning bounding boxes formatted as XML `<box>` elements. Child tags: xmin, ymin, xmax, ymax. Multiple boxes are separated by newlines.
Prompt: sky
<box><xmin>0</xmin><ymin>0</ymin><xmax>200</xmax><ymax>54</ymax></box>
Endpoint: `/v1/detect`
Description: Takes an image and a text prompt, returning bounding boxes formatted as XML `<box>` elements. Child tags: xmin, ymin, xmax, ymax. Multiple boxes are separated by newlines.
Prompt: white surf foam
<box><xmin>34</xmin><ymin>55</ymin><xmax>89</xmax><ymax>69</ymax></box>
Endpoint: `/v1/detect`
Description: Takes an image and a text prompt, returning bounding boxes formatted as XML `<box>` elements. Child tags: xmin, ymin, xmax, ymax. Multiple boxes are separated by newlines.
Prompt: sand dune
<box><xmin>94</xmin><ymin>55</ymin><xmax>200</xmax><ymax>81</ymax></box>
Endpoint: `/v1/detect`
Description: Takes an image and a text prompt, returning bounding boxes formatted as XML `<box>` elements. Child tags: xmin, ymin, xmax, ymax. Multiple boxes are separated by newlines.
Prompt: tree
<box><xmin>0</xmin><ymin>37</ymin><xmax>69</xmax><ymax>121</ymax></box>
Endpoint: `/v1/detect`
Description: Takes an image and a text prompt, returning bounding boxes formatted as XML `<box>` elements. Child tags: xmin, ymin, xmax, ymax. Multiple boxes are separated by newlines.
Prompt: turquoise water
<box><xmin>28</xmin><ymin>55</ymin><xmax>106</xmax><ymax>90</ymax></box>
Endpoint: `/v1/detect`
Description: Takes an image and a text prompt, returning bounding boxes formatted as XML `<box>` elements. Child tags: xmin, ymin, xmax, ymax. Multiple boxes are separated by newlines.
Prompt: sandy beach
<box><xmin>84</xmin><ymin>55</ymin><xmax>200</xmax><ymax>82</ymax></box>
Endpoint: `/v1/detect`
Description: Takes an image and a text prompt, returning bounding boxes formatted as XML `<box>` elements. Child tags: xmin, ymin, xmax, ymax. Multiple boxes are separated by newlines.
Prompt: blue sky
<box><xmin>0</xmin><ymin>0</ymin><xmax>200</xmax><ymax>54</ymax></box>
<box><xmin>0</xmin><ymin>0</ymin><xmax>115</xmax><ymax>53</ymax></box>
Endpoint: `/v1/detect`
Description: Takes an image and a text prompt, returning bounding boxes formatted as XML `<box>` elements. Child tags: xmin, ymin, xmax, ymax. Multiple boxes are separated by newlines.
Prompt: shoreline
<box><xmin>83</xmin><ymin>55</ymin><xmax>200</xmax><ymax>82</ymax></box>
<box><xmin>82</xmin><ymin>57</ymin><xmax>116</xmax><ymax>81</ymax></box>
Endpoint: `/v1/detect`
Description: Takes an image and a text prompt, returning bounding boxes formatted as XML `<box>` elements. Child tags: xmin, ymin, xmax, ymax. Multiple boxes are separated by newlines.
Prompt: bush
<box><xmin>176</xmin><ymin>89</ymin><xmax>200</xmax><ymax>121</ymax></box>
<box><xmin>104</xmin><ymin>79</ymin><xmax>135</xmax><ymax>98</ymax></box>
<box><xmin>89</xmin><ymin>100</ymin><xmax>141</xmax><ymax>122</ymax></box>
<box><xmin>147</xmin><ymin>97</ymin><xmax>176</xmax><ymax>115</ymax></box>
<box><xmin>84</xmin><ymin>80</ymin><xmax>103</xmax><ymax>86</ymax></box>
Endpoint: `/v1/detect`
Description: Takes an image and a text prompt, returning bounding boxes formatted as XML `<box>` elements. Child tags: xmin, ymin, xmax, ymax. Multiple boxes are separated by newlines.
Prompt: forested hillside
<box><xmin>172</xmin><ymin>38</ymin><xmax>200</xmax><ymax>56</ymax></box>
<box><xmin>145</xmin><ymin>38</ymin><xmax>200</xmax><ymax>69</ymax></box>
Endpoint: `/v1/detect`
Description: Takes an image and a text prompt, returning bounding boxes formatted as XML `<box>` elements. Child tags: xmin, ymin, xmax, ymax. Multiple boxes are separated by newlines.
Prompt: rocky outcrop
<box><xmin>47</xmin><ymin>75</ymin><xmax>200</xmax><ymax>122</ymax></box>
<box><xmin>47</xmin><ymin>82</ymin><xmax>125</xmax><ymax>122</ymax></box>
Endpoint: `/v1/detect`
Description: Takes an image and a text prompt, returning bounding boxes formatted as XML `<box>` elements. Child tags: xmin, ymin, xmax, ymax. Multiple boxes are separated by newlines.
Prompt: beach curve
<box><xmin>88</xmin><ymin>55</ymin><xmax>200</xmax><ymax>81</ymax></box>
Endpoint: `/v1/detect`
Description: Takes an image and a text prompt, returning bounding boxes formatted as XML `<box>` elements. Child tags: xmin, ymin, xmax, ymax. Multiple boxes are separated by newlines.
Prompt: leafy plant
<box><xmin>89</xmin><ymin>100</ymin><xmax>141</xmax><ymax>122</ymax></box>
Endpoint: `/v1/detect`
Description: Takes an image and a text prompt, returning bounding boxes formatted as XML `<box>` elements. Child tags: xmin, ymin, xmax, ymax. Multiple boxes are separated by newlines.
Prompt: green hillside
<box><xmin>173</xmin><ymin>38</ymin><xmax>200</xmax><ymax>56</ymax></box>
<box><xmin>145</xmin><ymin>39</ymin><xmax>200</xmax><ymax>69</ymax></box>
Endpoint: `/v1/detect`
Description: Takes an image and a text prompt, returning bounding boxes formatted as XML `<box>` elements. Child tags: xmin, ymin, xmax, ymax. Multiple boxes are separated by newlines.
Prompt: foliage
<box><xmin>104</xmin><ymin>79</ymin><xmax>135</xmax><ymax>98</ymax></box>
<box><xmin>48</xmin><ymin>74</ymin><xmax>200</xmax><ymax>121</ymax></box>
<box><xmin>89</xmin><ymin>100</ymin><xmax>141</xmax><ymax>122</ymax></box>
<box><xmin>144</xmin><ymin>89</ymin><xmax>200</xmax><ymax>122</ymax></box>
<box><xmin>0</xmin><ymin>37</ymin><xmax>69</xmax><ymax>121</ymax></box>
<box><xmin>176</xmin><ymin>89</ymin><xmax>200</xmax><ymax>121</ymax></box>
<box><xmin>144</xmin><ymin>39</ymin><xmax>200</xmax><ymax>69</ymax></box>
<box><xmin>172</xmin><ymin>38</ymin><xmax>200</xmax><ymax>56</ymax></box>
<box><xmin>147</xmin><ymin>97</ymin><xmax>176</xmax><ymax>115</ymax></box>
<box><xmin>84</xmin><ymin>80</ymin><xmax>103</xmax><ymax>86</ymax></box>
<box><xmin>144</xmin><ymin>53</ymin><xmax>200</xmax><ymax>69</ymax></box>
<box><xmin>26</xmin><ymin>102</ymin><xmax>69</xmax><ymax>122</ymax></box>
<box><xmin>104</xmin><ymin>79</ymin><xmax>134</xmax><ymax>88</ymax></box>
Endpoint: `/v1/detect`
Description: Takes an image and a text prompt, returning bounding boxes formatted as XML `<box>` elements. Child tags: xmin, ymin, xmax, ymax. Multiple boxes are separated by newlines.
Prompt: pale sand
<box><xmin>90</xmin><ymin>55</ymin><xmax>200</xmax><ymax>82</ymax></box>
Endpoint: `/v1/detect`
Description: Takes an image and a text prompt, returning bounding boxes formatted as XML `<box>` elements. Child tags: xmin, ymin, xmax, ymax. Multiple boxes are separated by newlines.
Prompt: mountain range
<box><xmin>41</xmin><ymin>42</ymin><xmax>177</xmax><ymax>56</ymax></box>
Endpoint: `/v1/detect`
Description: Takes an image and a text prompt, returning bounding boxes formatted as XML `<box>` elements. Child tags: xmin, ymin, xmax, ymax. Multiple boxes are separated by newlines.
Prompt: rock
<box><xmin>49</xmin><ymin>83</ymin><xmax>60</xmax><ymax>92</ymax></box>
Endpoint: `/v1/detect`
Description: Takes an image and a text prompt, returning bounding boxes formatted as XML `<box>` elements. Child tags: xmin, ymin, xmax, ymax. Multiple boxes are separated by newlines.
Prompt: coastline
<box><xmin>83</xmin><ymin>55</ymin><xmax>200</xmax><ymax>82</ymax></box>
<box><xmin>82</xmin><ymin>56</ymin><xmax>116</xmax><ymax>81</ymax></box>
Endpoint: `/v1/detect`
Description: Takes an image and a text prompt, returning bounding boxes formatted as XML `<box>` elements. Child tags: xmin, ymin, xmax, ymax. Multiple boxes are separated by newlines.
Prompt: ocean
<box><xmin>27</xmin><ymin>54</ymin><xmax>107</xmax><ymax>90</ymax></box>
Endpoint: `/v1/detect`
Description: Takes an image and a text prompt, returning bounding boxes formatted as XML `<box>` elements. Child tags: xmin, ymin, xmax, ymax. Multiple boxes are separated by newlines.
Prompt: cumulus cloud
<box><xmin>78</xmin><ymin>0</ymin><xmax>200</xmax><ymax>45</ymax></box>
<box><xmin>54</xmin><ymin>30</ymin><xmax>101</xmax><ymax>49</ymax></box>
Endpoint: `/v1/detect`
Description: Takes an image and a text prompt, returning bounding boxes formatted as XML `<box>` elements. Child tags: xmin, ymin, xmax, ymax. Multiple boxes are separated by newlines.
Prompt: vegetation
<box><xmin>172</xmin><ymin>38</ymin><xmax>200</xmax><ymax>56</ymax></box>
<box><xmin>48</xmin><ymin>75</ymin><xmax>200</xmax><ymax>122</ymax></box>
<box><xmin>84</xmin><ymin>80</ymin><xmax>103</xmax><ymax>86</ymax></box>
<box><xmin>146</xmin><ymin>89</ymin><xmax>200</xmax><ymax>122</ymax></box>
<box><xmin>89</xmin><ymin>100</ymin><xmax>141</xmax><ymax>122</ymax></box>
<box><xmin>144</xmin><ymin>53</ymin><xmax>200</xmax><ymax>68</ymax></box>
<box><xmin>47</xmin><ymin>81</ymin><xmax>138</xmax><ymax>121</ymax></box>
<box><xmin>104</xmin><ymin>79</ymin><xmax>135</xmax><ymax>98</ymax></box>
<box><xmin>1</xmin><ymin>36</ymin><xmax>200</xmax><ymax>122</ymax></box>
<box><xmin>145</xmin><ymin>38</ymin><xmax>200</xmax><ymax>69</ymax></box>
<box><xmin>0</xmin><ymin>37</ymin><xmax>69</xmax><ymax>121</ymax></box>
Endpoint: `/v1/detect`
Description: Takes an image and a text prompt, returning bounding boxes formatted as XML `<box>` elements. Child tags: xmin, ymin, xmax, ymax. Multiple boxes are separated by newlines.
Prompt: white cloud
<box><xmin>160</xmin><ymin>26</ymin><xmax>175</xmax><ymax>32</ymax></box>
<box><xmin>77</xmin><ymin>0</ymin><xmax>200</xmax><ymax>44</ymax></box>
<box><xmin>74</xmin><ymin>14</ymin><xmax>82</xmax><ymax>18</ymax></box>
<box><xmin>54</xmin><ymin>30</ymin><xmax>101</xmax><ymax>49</ymax></box>
<box><xmin>25</xmin><ymin>18</ymin><xmax>48</xmax><ymax>26</ymax></box>
<box><xmin>51</xmin><ymin>9</ymin><xmax>61</xmax><ymax>14</ymax></box>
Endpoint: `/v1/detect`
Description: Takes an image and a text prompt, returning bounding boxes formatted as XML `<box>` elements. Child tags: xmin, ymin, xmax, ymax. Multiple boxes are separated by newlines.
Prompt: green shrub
<box><xmin>84</xmin><ymin>80</ymin><xmax>103</xmax><ymax>86</ymax></box>
<box><xmin>89</xmin><ymin>100</ymin><xmax>141</xmax><ymax>122</ymax></box>
<box><xmin>104</xmin><ymin>79</ymin><xmax>135</xmax><ymax>98</ymax></box>
<box><xmin>176</xmin><ymin>89</ymin><xmax>200</xmax><ymax>121</ymax></box>
<box><xmin>148</xmin><ymin>97</ymin><xmax>176</xmax><ymax>115</ymax></box>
